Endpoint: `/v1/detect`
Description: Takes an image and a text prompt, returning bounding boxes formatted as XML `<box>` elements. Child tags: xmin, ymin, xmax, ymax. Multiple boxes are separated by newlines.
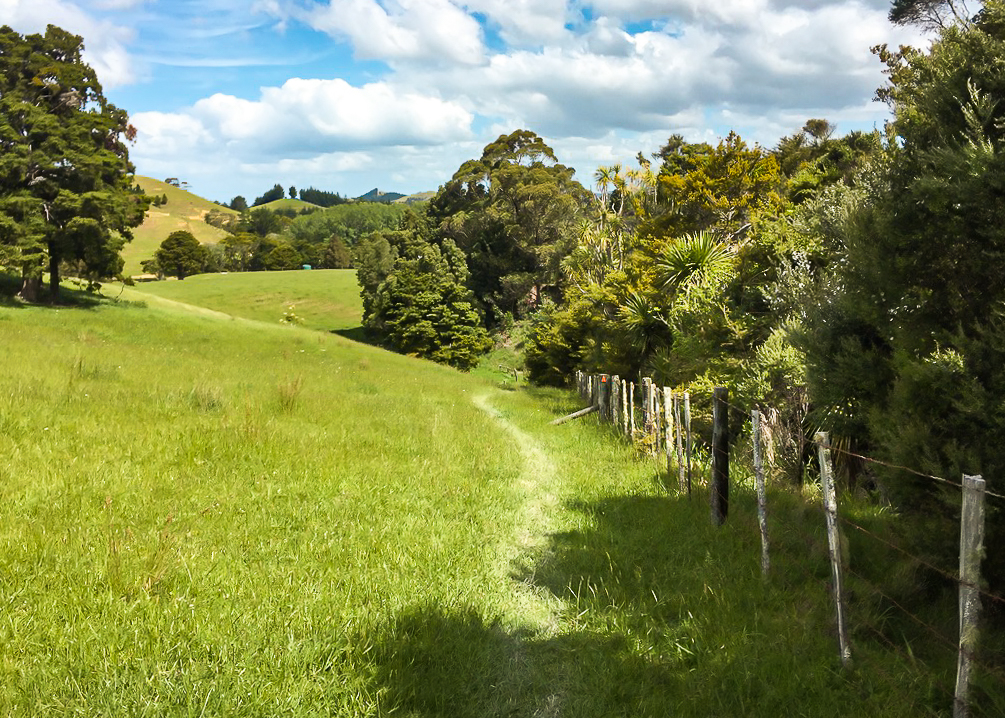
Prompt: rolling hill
<box><xmin>124</xmin><ymin>177</ymin><xmax>237</xmax><ymax>276</ymax></box>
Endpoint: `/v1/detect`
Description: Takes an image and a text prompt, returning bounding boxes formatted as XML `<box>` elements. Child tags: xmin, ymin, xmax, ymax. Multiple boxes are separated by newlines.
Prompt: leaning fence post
<box><xmin>752</xmin><ymin>409</ymin><xmax>770</xmax><ymax>576</ymax></box>
<box><xmin>954</xmin><ymin>474</ymin><xmax>986</xmax><ymax>718</ymax></box>
<box><xmin>710</xmin><ymin>387</ymin><xmax>729</xmax><ymax>526</ymax></box>
<box><xmin>816</xmin><ymin>431</ymin><xmax>851</xmax><ymax>668</ymax></box>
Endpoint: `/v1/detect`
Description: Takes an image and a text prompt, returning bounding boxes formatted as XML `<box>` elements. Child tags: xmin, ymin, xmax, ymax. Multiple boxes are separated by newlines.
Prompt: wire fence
<box><xmin>572</xmin><ymin>370</ymin><xmax>1005</xmax><ymax>718</ymax></box>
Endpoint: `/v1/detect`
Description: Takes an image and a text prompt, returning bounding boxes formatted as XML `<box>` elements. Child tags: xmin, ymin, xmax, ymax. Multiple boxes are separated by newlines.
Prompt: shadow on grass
<box><xmin>329</xmin><ymin>325</ymin><xmax>383</xmax><ymax>346</ymax></box>
<box><xmin>0</xmin><ymin>272</ymin><xmax>107</xmax><ymax>309</ymax></box>
<box><xmin>359</xmin><ymin>489</ymin><xmax>953</xmax><ymax>716</ymax></box>
<box><xmin>360</xmin><ymin>602</ymin><xmax>680</xmax><ymax>717</ymax></box>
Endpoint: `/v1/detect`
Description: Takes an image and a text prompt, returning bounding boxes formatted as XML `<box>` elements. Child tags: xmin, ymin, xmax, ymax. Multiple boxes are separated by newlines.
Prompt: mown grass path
<box><xmin>473</xmin><ymin>391</ymin><xmax>566</xmax><ymax>716</ymax></box>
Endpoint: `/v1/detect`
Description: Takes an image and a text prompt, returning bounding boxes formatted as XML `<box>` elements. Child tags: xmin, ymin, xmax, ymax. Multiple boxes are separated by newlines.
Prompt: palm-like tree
<box><xmin>655</xmin><ymin>230</ymin><xmax>736</xmax><ymax>296</ymax></box>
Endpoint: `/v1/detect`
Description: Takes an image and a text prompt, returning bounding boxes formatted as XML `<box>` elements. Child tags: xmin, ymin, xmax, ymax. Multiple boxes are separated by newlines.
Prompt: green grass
<box><xmin>256</xmin><ymin>198</ymin><xmax>321</xmax><ymax>212</ymax></box>
<box><xmin>126</xmin><ymin>269</ymin><xmax>363</xmax><ymax>333</ymax></box>
<box><xmin>123</xmin><ymin>177</ymin><xmax>237</xmax><ymax>277</ymax></box>
<box><xmin>0</xmin><ymin>275</ymin><xmax>983</xmax><ymax>716</ymax></box>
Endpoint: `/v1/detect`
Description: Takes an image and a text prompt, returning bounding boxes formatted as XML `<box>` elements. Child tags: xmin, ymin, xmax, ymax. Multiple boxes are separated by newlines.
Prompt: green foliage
<box><xmin>322</xmin><ymin>234</ymin><xmax>353</xmax><ymax>269</ymax></box>
<box><xmin>369</xmin><ymin>230</ymin><xmax>492</xmax><ymax>370</ymax></box>
<box><xmin>431</xmin><ymin>129</ymin><xmax>591</xmax><ymax>323</ymax></box>
<box><xmin>798</xmin><ymin>4</ymin><xmax>1005</xmax><ymax>590</ymax></box>
<box><xmin>154</xmin><ymin>230</ymin><xmax>208</xmax><ymax>280</ymax></box>
<box><xmin>252</xmin><ymin>183</ymin><xmax>284</xmax><ymax>206</ymax></box>
<box><xmin>0</xmin><ymin>23</ymin><xmax>147</xmax><ymax>300</ymax></box>
<box><xmin>287</xmin><ymin>202</ymin><xmax>407</xmax><ymax>247</ymax></box>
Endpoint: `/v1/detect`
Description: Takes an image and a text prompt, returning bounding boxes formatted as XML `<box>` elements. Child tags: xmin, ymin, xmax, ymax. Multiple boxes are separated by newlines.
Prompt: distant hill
<box><xmin>394</xmin><ymin>191</ymin><xmax>436</xmax><ymax>205</ymax></box>
<box><xmin>124</xmin><ymin>177</ymin><xmax>237</xmax><ymax>276</ymax></box>
<box><xmin>355</xmin><ymin>188</ymin><xmax>406</xmax><ymax>204</ymax></box>
<box><xmin>256</xmin><ymin>198</ymin><xmax>321</xmax><ymax>213</ymax></box>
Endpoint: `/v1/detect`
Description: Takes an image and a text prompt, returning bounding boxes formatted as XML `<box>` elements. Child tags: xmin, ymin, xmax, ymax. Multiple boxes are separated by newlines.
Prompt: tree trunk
<box><xmin>48</xmin><ymin>249</ymin><xmax>60</xmax><ymax>302</ymax></box>
<box><xmin>18</xmin><ymin>273</ymin><xmax>41</xmax><ymax>303</ymax></box>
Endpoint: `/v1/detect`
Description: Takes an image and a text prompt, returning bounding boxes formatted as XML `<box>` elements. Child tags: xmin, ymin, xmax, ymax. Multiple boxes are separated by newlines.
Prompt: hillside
<box><xmin>355</xmin><ymin>187</ymin><xmax>406</xmax><ymax>203</ymax></box>
<box><xmin>129</xmin><ymin>269</ymin><xmax>362</xmax><ymax>332</ymax></box>
<box><xmin>124</xmin><ymin>176</ymin><xmax>237</xmax><ymax>276</ymax></box>
<box><xmin>255</xmin><ymin>197</ymin><xmax>321</xmax><ymax>213</ymax></box>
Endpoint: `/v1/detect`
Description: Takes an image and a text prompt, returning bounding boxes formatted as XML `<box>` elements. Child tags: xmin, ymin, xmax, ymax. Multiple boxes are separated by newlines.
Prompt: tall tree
<box><xmin>0</xmin><ymin>24</ymin><xmax>146</xmax><ymax>301</ymax></box>
<box><xmin>801</xmin><ymin>2</ymin><xmax>1005</xmax><ymax>588</ymax></box>
<box><xmin>155</xmin><ymin>230</ymin><xmax>207</xmax><ymax>280</ymax></box>
<box><xmin>430</xmin><ymin>129</ymin><xmax>591</xmax><ymax>323</ymax></box>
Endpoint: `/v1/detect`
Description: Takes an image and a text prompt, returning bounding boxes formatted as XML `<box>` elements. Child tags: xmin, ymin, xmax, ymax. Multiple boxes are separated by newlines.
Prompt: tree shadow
<box><xmin>329</xmin><ymin>325</ymin><xmax>383</xmax><ymax>346</ymax></box>
<box><xmin>0</xmin><ymin>272</ymin><xmax>106</xmax><ymax>309</ymax></box>
<box><xmin>357</xmin><ymin>602</ymin><xmax>682</xmax><ymax>717</ymax></box>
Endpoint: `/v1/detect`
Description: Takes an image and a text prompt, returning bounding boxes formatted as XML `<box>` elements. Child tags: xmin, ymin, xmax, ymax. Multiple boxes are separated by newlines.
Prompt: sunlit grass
<box><xmin>0</xmin><ymin>278</ymin><xmax>973</xmax><ymax>715</ymax></box>
<box><xmin>126</xmin><ymin>269</ymin><xmax>363</xmax><ymax>332</ymax></box>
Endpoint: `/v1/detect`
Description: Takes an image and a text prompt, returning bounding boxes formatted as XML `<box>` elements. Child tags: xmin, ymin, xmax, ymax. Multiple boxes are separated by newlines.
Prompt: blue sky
<box><xmin>2</xmin><ymin>0</ymin><xmax>924</xmax><ymax>204</ymax></box>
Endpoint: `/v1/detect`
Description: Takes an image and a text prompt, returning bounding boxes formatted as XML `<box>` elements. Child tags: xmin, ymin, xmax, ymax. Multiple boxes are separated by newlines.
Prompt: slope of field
<box><xmin>122</xmin><ymin>177</ymin><xmax>236</xmax><ymax>276</ymax></box>
<box><xmin>128</xmin><ymin>269</ymin><xmax>363</xmax><ymax>332</ymax></box>
<box><xmin>255</xmin><ymin>197</ymin><xmax>320</xmax><ymax>213</ymax></box>
<box><xmin>0</xmin><ymin>278</ymin><xmax>952</xmax><ymax>716</ymax></box>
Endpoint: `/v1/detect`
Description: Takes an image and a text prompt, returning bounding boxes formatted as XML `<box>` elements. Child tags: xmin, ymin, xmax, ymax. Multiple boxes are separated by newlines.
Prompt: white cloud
<box><xmin>466</xmin><ymin>0</ymin><xmax>571</xmax><ymax>46</ymax></box>
<box><xmin>128</xmin><ymin>76</ymin><xmax>475</xmax><ymax>197</ymax></box>
<box><xmin>306</xmin><ymin>0</ymin><xmax>485</xmax><ymax>64</ymax></box>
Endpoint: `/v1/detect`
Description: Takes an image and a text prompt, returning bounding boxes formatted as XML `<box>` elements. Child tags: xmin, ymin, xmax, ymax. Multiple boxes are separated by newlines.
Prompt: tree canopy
<box><xmin>0</xmin><ymin>24</ymin><xmax>146</xmax><ymax>301</ymax></box>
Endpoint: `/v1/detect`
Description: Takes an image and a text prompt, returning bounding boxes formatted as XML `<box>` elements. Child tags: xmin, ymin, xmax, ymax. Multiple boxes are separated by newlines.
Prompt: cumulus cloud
<box><xmin>131</xmin><ymin>77</ymin><xmax>473</xmax><ymax>167</ymax></box>
<box><xmin>306</xmin><ymin>0</ymin><xmax>485</xmax><ymax>64</ymax></box>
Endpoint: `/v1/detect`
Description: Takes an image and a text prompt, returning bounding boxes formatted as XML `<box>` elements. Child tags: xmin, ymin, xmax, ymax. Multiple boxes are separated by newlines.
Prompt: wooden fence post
<box><xmin>652</xmin><ymin>385</ymin><xmax>661</xmax><ymax>456</ymax></box>
<box><xmin>711</xmin><ymin>387</ymin><xmax>729</xmax><ymax>526</ymax></box>
<box><xmin>612</xmin><ymin>375</ymin><xmax>620</xmax><ymax>429</ymax></box>
<box><xmin>954</xmin><ymin>474</ymin><xmax>986</xmax><ymax>718</ymax></box>
<box><xmin>752</xmin><ymin>409</ymin><xmax>770</xmax><ymax>576</ymax></box>
<box><xmin>629</xmin><ymin>382</ymin><xmax>636</xmax><ymax>438</ymax></box>
<box><xmin>684</xmin><ymin>392</ymin><xmax>692</xmax><ymax>496</ymax></box>
<box><xmin>622</xmin><ymin>380</ymin><xmax>629</xmax><ymax>436</ymax></box>
<box><xmin>816</xmin><ymin>431</ymin><xmax>851</xmax><ymax>668</ymax></box>
<box><xmin>674</xmin><ymin>392</ymin><xmax>686</xmax><ymax>493</ymax></box>
<box><xmin>599</xmin><ymin>374</ymin><xmax>610</xmax><ymax>422</ymax></box>
<box><xmin>664</xmin><ymin>387</ymin><xmax>673</xmax><ymax>481</ymax></box>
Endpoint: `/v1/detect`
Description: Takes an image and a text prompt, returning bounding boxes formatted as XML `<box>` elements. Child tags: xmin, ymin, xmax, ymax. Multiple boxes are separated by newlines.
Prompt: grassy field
<box><xmin>123</xmin><ymin>177</ymin><xmax>237</xmax><ymax>277</ymax></box>
<box><xmin>256</xmin><ymin>198</ymin><xmax>321</xmax><ymax>213</ymax></box>
<box><xmin>0</xmin><ymin>274</ymin><xmax>979</xmax><ymax>716</ymax></box>
<box><xmin>127</xmin><ymin>270</ymin><xmax>363</xmax><ymax>333</ymax></box>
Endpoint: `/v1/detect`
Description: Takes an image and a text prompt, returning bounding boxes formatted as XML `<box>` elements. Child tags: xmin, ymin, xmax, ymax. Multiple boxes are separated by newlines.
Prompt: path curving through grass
<box><xmin>473</xmin><ymin>391</ymin><xmax>567</xmax><ymax>716</ymax></box>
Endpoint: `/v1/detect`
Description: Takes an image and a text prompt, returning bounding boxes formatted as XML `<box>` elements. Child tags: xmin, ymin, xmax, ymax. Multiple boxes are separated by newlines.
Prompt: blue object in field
<box><xmin>302</xmin><ymin>265</ymin><xmax>312</xmax><ymax>270</ymax></box>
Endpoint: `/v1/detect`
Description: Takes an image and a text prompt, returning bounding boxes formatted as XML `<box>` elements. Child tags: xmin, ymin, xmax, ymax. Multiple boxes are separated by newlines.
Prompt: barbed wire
<box><xmin>839</xmin><ymin>515</ymin><xmax>1005</xmax><ymax>609</ymax></box>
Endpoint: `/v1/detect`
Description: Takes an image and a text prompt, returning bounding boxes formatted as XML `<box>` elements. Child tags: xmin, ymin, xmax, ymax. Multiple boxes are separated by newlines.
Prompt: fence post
<box><xmin>599</xmin><ymin>374</ymin><xmax>610</xmax><ymax>422</ymax></box>
<box><xmin>816</xmin><ymin>431</ymin><xmax>851</xmax><ymax>668</ymax></box>
<box><xmin>664</xmin><ymin>387</ymin><xmax>673</xmax><ymax>482</ymax></box>
<box><xmin>710</xmin><ymin>387</ymin><xmax>729</xmax><ymax>526</ymax></box>
<box><xmin>954</xmin><ymin>474</ymin><xmax>986</xmax><ymax>718</ymax></box>
<box><xmin>652</xmin><ymin>385</ymin><xmax>661</xmax><ymax>456</ymax></box>
<box><xmin>674</xmin><ymin>392</ymin><xmax>686</xmax><ymax>492</ymax></box>
<box><xmin>752</xmin><ymin>409</ymin><xmax>770</xmax><ymax>576</ymax></box>
<box><xmin>622</xmin><ymin>380</ymin><xmax>629</xmax><ymax>436</ymax></box>
<box><xmin>611</xmin><ymin>375</ymin><xmax>620</xmax><ymax>429</ymax></box>
<box><xmin>629</xmin><ymin>382</ymin><xmax>636</xmax><ymax>438</ymax></box>
<box><xmin>684</xmin><ymin>392</ymin><xmax>692</xmax><ymax>497</ymax></box>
